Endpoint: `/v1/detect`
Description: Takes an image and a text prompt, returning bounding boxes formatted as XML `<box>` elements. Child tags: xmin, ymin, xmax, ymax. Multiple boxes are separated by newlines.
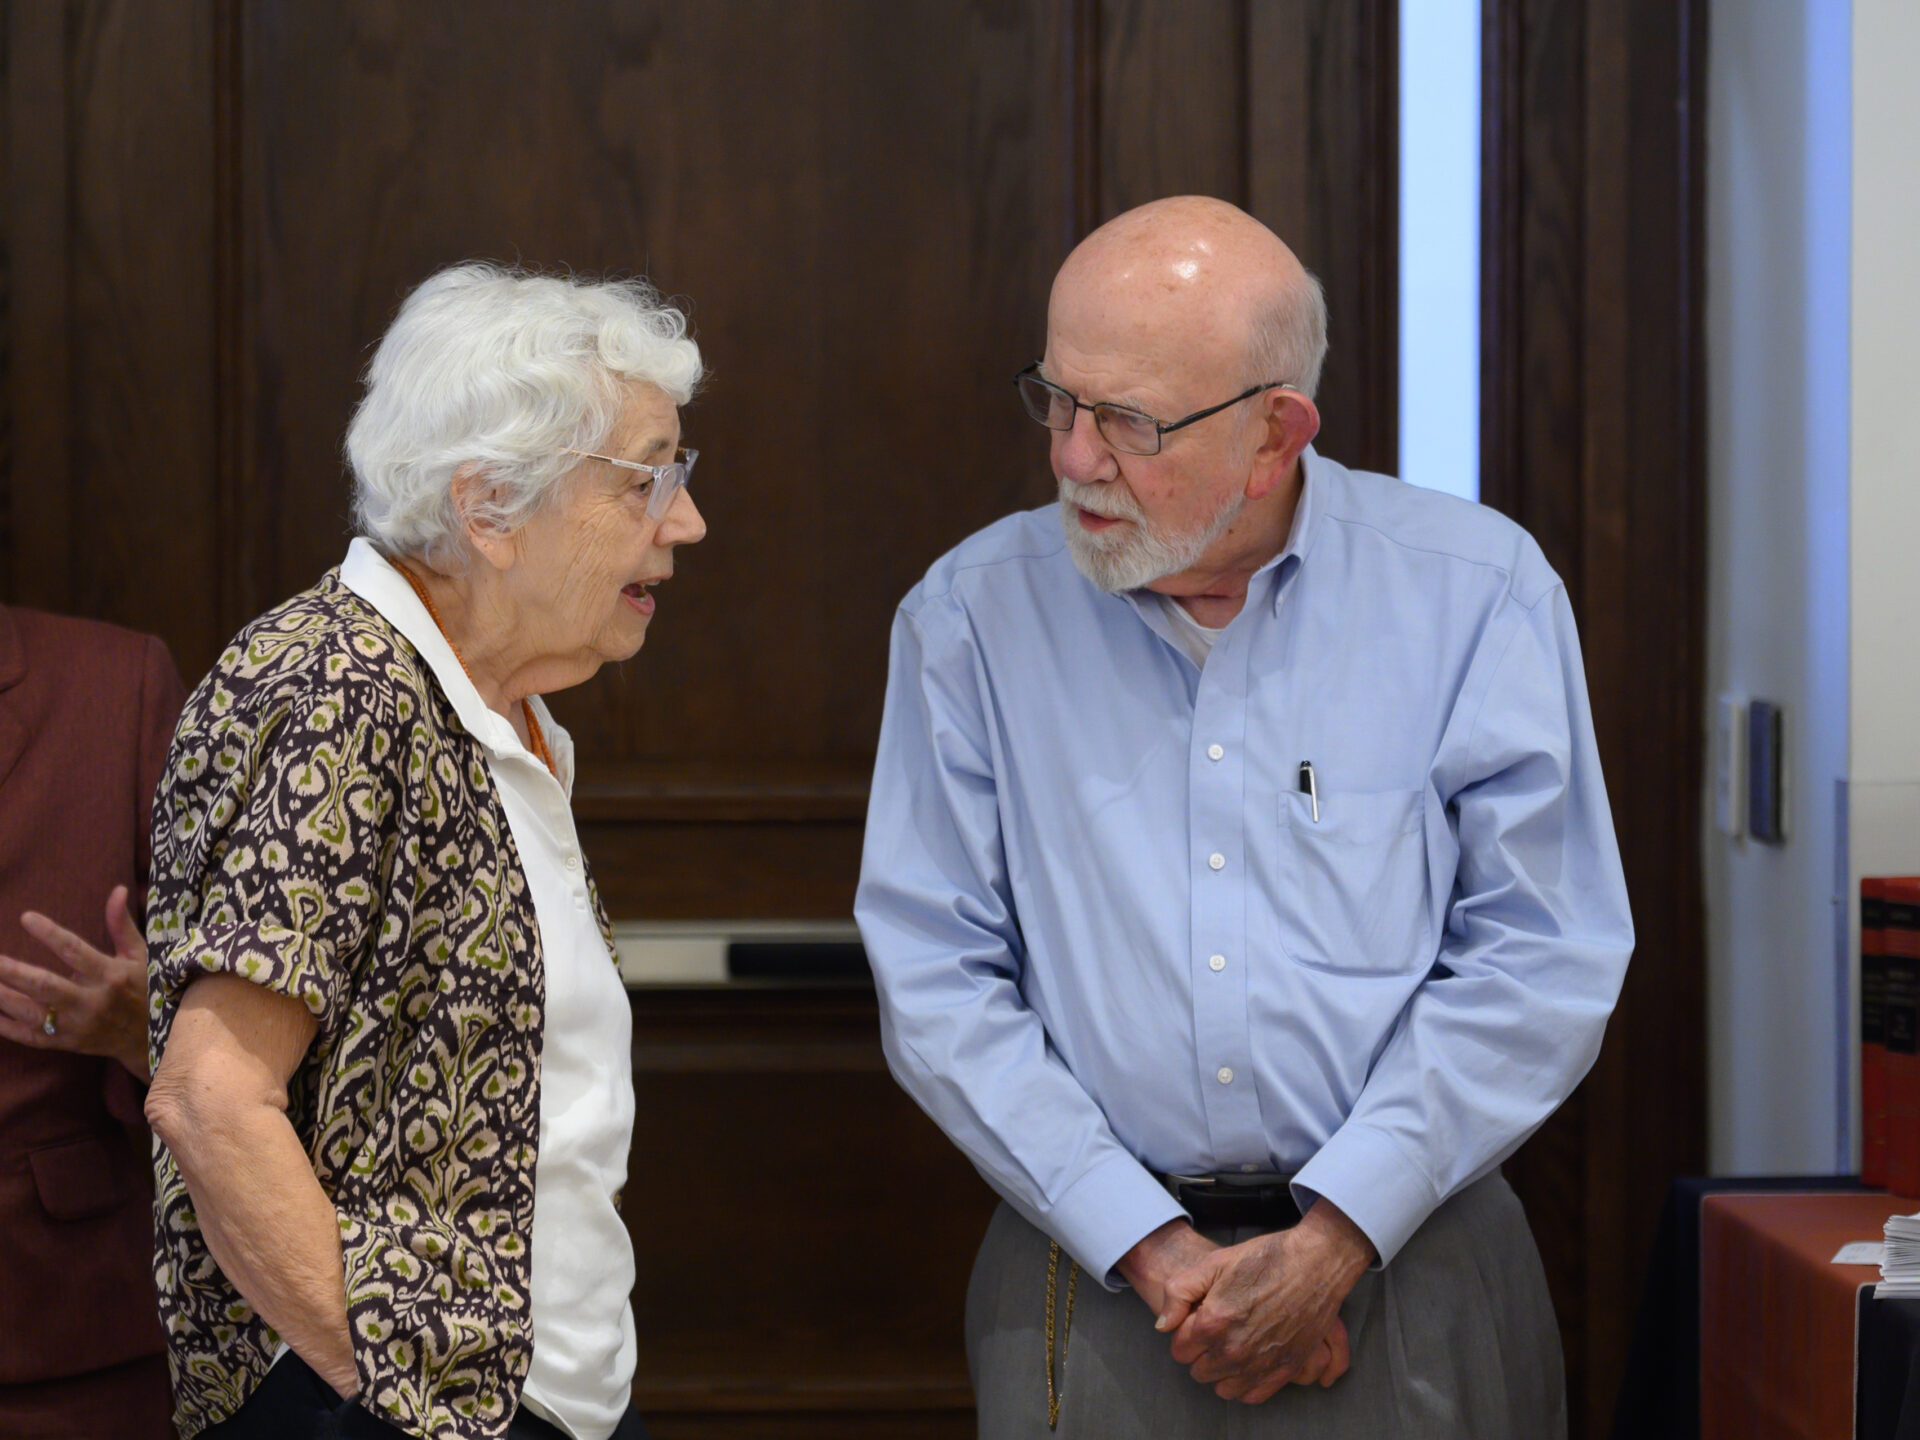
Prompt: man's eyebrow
<box><xmin>1040</xmin><ymin>363</ymin><xmax>1155</xmax><ymax>414</ymax></box>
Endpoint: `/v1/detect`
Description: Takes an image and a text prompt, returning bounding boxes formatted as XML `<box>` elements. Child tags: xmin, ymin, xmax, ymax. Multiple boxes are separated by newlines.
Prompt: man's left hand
<box><xmin>1157</xmin><ymin>1197</ymin><xmax>1377</xmax><ymax>1404</ymax></box>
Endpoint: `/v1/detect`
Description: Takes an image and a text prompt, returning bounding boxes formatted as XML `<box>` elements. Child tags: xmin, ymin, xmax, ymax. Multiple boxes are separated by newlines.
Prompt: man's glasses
<box><xmin>1013</xmin><ymin>363</ymin><xmax>1294</xmax><ymax>457</ymax></box>
<box><xmin>561</xmin><ymin>446</ymin><xmax>699</xmax><ymax>519</ymax></box>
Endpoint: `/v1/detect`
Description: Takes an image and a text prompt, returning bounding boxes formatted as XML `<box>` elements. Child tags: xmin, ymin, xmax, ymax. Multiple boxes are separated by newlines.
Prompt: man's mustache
<box><xmin>1058</xmin><ymin>478</ymin><xmax>1142</xmax><ymax>522</ymax></box>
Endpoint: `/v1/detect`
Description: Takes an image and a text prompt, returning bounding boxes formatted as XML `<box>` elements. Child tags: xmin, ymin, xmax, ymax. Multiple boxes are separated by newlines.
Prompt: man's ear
<box><xmin>1245</xmin><ymin>388</ymin><xmax>1321</xmax><ymax>501</ymax></box>
<box><xmin>449</xmin><ymin>465</ymin><xmax>518</xmax><ymax>573</ymax></box>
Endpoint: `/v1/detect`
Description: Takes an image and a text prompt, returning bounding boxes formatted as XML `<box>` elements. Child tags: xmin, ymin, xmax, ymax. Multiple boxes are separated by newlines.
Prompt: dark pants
<box><xmin>199</xmin><ymin>1352</ymin><xmax>651</xmax><ymax>1440</ymax></box>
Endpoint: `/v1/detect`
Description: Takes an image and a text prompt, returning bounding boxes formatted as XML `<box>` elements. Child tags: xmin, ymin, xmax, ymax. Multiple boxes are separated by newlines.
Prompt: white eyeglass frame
<box><xmin>561</xmin><ymin>446</ymin><xmax>699</xmax><ymax>519</ymax></box>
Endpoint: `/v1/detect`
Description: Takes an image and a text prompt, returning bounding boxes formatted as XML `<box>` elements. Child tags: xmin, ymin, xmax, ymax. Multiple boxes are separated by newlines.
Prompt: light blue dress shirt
<box><xmin>855</xmin><ymin>447</ymin><xmax>1633</xmax><ymax>1287</ymax></box>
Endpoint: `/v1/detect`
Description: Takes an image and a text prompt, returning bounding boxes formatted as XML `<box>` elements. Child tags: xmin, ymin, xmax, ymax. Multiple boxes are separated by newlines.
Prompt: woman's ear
<box><xmin>449</xmin><ymin>465</ymin><xmax>518</xmax><ymax>573</ymax></box>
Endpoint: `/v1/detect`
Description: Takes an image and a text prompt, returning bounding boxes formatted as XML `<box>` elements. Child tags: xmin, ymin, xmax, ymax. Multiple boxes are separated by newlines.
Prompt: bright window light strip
<box><xmin>1398</xmin><ymin>0</ymin><xmax>1482</xmax><ymax>501</ymax></box>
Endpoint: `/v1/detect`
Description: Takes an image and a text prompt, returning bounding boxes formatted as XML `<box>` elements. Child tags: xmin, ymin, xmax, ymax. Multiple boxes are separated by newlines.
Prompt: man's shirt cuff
<box><xmin>1045</xmin><ymin>1152</ymin><xmax>1187</xmax><ymax>1291</ymax></box>
<box><xmin>1290</xmin><ymin>1122</ymin><xmax>1441</xmax><ymax>1268</ymax></box>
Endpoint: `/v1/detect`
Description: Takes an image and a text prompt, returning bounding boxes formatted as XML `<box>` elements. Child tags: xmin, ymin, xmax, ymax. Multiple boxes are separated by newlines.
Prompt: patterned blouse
<box><xmin>147</xmin><ymin>568</ymin><xmax>617</xmax><ymax>1439</ymax></box>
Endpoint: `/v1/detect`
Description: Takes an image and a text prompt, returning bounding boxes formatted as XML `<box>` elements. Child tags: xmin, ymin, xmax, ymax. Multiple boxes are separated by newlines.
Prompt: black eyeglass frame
<box><xmin>1012</xmin><ymin>362</ymin><xmax>1298</xmax><ymax>456</ymax></box>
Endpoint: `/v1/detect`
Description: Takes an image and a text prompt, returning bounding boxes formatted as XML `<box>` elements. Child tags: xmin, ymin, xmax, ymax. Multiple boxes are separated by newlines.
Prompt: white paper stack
<box><xmin>1879</xmin><ymin>1212</ymin><xmax>1920</xmax><ymax>1297</ymax></box>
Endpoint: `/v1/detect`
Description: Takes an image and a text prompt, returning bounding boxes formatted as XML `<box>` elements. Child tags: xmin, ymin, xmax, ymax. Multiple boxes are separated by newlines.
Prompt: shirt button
<box><xmin>564</xmin><ymin>853</ymin><xmax>580</xmax><ymax>871</ymax></box>
<box><xmin>1207</xmin><ymin>743</ymin><xmax>1225</xmax><ymax>761</ymax></box>
<box><xmin>1208</xmin><ymin>954</ymin><xmax>1226</xmax><ymax>972</ymax></box>
<box><xmin>1208</xmin><ymin>852</ymin><xmax>1226</xmax><ymax>871</ymax></box>
<box><xmin>1216</xmin><ymin>1066</ymin><xmax>1234</xmax><ymax>1085</ymax></box>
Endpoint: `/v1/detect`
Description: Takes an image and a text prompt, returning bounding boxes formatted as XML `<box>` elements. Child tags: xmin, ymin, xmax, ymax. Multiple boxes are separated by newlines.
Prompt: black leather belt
<box><xmin>1154</xmin><ymin>1171</ymin><xmax>1302</xmax><ymax>1230</ymax></box>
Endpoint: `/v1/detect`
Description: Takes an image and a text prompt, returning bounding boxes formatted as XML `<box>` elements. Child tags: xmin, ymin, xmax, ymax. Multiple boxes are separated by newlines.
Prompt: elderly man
<box><xmin>856</xmin><ymin>195</ymin><xmax>1632</xmax><ymax>1438</ymax></box>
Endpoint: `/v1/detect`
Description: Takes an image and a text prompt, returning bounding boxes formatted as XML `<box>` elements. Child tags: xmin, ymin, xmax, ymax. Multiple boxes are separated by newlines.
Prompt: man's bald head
<box><xmin>1050</xmin><ymin>196</ymin><xmax>1327</xmax><ymax>400</ymax></box>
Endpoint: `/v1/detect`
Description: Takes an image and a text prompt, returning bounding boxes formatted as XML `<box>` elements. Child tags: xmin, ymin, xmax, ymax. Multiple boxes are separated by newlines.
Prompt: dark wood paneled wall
<box><xmin>2</xmin><ymin>4</ymin><xmax>1705</xmax><ymax>1437</ymax></box>
<box><xmin>1</xmin><ymin>3</ymin><xmax>1407</xmax><ymax>1434</ymax></box>
<box><xmin>1481</xmin><ymin>1</ymin><xmax>1708</xmax><ymax>1436</ymax></box>
<box><xmin>4</xmin><ymin>0</ymin><xmax>1397</xmax><ymax>923</ymax></box>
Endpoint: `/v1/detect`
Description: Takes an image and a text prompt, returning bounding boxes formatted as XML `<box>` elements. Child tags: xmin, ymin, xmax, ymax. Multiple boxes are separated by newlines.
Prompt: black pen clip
<box><xmin>1297</xmin><ymin>761</ymin><xmax>1320</xmax><ymax>823</ymax></box>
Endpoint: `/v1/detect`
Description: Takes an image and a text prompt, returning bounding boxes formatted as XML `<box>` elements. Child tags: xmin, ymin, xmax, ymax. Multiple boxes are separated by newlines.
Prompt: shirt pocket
<box><xmin>1273</xmin><ymin>788</ymin><xmax>1431</xmax><ymax>975</ymax></box>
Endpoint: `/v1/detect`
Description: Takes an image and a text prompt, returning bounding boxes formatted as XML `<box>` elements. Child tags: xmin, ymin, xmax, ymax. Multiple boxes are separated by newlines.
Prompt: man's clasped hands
<box><xmin>1117</xmin><ymin>1197</ymin><xmax>1377</xmax><ymax>1406</ymax></box>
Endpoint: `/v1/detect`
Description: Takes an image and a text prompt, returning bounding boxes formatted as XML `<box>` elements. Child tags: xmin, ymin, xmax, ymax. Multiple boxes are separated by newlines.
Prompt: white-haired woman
<box><xmin>143</xmin><ymin>264</ymin><xmax>704</xmax><ymax>1440</ymax></box>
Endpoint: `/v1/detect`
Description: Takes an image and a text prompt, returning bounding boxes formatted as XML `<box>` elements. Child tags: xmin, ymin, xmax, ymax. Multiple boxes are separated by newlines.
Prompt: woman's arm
<box><xmin>146</xmin><ymin>973</ymin><xmax>357</xmax><ymax>1397</ymax></box>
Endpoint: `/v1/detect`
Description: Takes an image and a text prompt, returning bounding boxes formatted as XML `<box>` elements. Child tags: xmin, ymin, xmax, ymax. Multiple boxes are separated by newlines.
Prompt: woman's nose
<box><xmin>659</xmin><ymin>488</ymin><xmax>706</xmax><ymax>546</ymax></box>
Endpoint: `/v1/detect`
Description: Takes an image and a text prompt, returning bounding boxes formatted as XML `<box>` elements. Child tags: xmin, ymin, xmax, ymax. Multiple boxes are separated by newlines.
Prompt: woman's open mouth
<box><xmin>621</xmin><ymin>581</ymin><xmax>656</xmax><ymax>616</ymax></box>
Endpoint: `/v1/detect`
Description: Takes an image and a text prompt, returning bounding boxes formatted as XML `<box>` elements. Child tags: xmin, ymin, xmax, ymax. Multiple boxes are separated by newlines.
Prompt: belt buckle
<box><xmin>1162</xmin><ymin>1171</ymin><xmax>1220</xmax><ymax>1205</ymax></box>
<box><xmin>1159</xmin><ymin>1170</ymin><xmax>1299</xmax><ymax>1228</ymax></box>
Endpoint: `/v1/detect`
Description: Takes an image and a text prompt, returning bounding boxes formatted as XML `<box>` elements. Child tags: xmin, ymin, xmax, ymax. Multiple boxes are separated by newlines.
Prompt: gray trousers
<box><xmin>965</xmin><ymin>1173</ymin><xmax>1566</xmax><ymax>1439</ymax></box>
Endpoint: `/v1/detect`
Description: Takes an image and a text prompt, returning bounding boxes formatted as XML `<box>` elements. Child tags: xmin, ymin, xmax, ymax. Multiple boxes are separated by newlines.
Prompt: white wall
<box><xmin>1849</xmin><ymin>0</ymin><xmax>1920</xmax><ymax>787</ymax></box>
<box><xmin>1842</xmin><ymin>0</ymin><xmax>1920</xmax><ymax>1164</ymax></box>
<box><xmin>1397</xmin><ymin>0</ymin><xmax>1479</xmax><ymax>501</ymax></box>
<box><xmin>1704</xmin><ymin>0</ymin><xmax>1851</xmax><ymax>1173</ymax></box>
<box><xmin>1706</xmin><ymin>0</ymin><xmax>1920</xmax><ymax>1174</ymax></box>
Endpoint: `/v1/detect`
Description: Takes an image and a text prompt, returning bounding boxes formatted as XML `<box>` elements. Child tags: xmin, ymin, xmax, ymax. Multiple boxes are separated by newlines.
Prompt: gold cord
<box><xmin>1044</xmin><ymin>1241</ymin><xmax>1078</xmax><ymax>1429</ymax></box>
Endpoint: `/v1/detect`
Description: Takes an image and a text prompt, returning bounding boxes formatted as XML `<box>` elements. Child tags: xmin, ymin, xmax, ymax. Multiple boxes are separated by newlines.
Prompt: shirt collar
<box><xmin>337</xmin><ymin>537</ymin><xmax>575</xmax><ymax>793</ymax></box>
<box><xmin>1120</xmin><ymin>442</ymin><xmax>1327</xmax><ymax>625</ymax></box>
<box><xmin>1257</xmin><ymin>443</ymin><xmax>1325</xmax><ymax>613</ymax></box>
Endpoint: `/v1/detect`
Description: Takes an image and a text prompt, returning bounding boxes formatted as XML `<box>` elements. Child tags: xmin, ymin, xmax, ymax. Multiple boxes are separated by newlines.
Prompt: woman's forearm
<box><xmin>165</xmin><ymin>1103</ymin><xmax>358</xmax><ymax>1395</ymax></box>
<box><xmin>147</xmin><ymin>975</ymin><xmax>354</xmax><ymax>1396</ymax></box>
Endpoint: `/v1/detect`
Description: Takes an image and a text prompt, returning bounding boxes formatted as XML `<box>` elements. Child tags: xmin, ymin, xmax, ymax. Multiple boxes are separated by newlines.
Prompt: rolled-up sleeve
<box><xmin>1291</xmin><ymin>583</ymin><xmax>1634</xmax><ymax>1264</ymax></box>
<box><xmin>149</xmin><ymin>680</ymin><xmax>399</xmax><ymax>1048</ymax></box>
<box><xmin>856</xmin><ymin>598</ymin><xmax>1182</xmax><ymax>1286</ymax></box>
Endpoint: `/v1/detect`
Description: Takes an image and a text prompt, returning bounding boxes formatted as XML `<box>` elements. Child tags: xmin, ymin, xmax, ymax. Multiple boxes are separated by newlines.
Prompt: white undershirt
<box><xmin>340</xmin><ymin>539</ymin><xmax>635</xmax><ymax>1440</ymax></box>
<box><xmin>1152</xmin><ymin>591</ymin><xmax>1227</xmax><ymax>668</ymax></box>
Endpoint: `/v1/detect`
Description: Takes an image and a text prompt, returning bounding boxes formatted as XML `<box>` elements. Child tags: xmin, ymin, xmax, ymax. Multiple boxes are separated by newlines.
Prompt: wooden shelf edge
<box><xmin>631</xmin><ymin>1376</ymin><xmax>974</xmax><ymax>1413</ymax></box>
<box><xmin>573</xmin><ymin>761</ymin><xmax>872</xmax><ymax>823</ymax></box>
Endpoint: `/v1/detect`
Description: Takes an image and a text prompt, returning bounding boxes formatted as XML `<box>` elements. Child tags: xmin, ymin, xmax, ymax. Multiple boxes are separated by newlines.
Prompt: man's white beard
<box><xmin>1058</xmin><ymin>477</ymin><xmax>1245</xmax><ymax>593</ymax></box>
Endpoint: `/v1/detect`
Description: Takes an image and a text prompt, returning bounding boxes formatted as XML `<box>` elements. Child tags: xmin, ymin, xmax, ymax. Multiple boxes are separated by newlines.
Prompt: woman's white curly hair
<box><xmin>347</xmin><ymin>262</ymin><xmax>703</xmax><ymax>569</ymax></box>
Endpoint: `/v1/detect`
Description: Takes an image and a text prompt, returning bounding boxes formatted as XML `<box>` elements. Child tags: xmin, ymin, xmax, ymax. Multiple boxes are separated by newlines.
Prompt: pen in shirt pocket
<box><xmin>1297</xmin><ymin>761</ymin><xmax>1320</xmax><ymax>822</ymax></box>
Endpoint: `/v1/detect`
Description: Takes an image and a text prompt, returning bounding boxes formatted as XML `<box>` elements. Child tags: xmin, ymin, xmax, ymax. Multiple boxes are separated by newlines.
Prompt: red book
<box><xmin>1865</xmin><ymin>878</ymin><xmax>1891</xmax><ymax>1187</ymax></box>
<box><xmin>1882</xmin><ymin>877</ymin><xmax>1920</xmax><ymax>1198</ymax></box>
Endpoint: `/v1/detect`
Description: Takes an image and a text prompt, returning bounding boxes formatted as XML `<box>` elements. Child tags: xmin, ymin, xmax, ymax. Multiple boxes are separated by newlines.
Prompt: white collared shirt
<box><xmin>340</xmin><ymin>538</ymin><xmax>634</xmax><ymax>1440</ymax></box>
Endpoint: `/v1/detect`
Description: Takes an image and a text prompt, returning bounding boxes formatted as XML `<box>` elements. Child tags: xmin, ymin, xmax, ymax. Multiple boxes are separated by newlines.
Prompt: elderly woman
<box><xmin>144</xmin><ymin>264</ymin><xmax>705</xmax><ymax>1440</ymax></box>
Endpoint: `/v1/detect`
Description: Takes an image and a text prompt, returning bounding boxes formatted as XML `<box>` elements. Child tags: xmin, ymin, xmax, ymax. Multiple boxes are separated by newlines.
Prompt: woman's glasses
<box><xmin>561</xmin><ymin>446</ymin><xmax>699</xmax><ymax>519</ymax></box>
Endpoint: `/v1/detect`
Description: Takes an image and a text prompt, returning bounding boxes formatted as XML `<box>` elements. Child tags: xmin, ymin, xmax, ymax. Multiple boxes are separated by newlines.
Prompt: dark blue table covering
<box><xmin>1610</xmin><ymin>1175</ymin><xmax>1875</xmax><ymax>1438</ymax></box>
<box><xmin>1860</xmin><ymin>1286</ymin><xmax>1920</xmax><ymax>1440</ymax></box>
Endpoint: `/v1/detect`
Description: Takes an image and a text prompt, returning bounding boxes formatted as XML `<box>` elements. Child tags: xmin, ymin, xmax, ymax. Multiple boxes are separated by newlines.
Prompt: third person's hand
<box><xmin>0</xmin><ymin>885</ymin><xmax>151</xmax><ymax>1080</ymax></box>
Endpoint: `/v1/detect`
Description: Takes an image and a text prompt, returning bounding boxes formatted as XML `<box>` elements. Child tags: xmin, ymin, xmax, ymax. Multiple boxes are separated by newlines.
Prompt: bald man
<box><xmin>856</xmin><ymin>196</ymin><xmax>1632</xmax><ymax>1438</ymax></box>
